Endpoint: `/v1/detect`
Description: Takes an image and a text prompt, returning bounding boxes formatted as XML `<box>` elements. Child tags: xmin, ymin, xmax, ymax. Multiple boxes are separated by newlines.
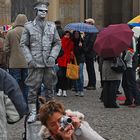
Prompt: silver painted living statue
<box><xmin>20</xmin><ymin>1</ymin><xmax>61</xmax><ymax>112</ymax></box>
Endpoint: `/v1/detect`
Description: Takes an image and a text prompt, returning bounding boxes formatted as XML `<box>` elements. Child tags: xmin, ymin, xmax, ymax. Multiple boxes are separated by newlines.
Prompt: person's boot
<box><xmin>27</xmin><ymin>104</ymin><xmax>37</xmax><ymax>123</ymax></box>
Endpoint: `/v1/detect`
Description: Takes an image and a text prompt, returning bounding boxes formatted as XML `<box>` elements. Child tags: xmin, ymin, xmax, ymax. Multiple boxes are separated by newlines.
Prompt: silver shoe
<box><xmin>27</xmin><ymin>109</ymin><xmax>37</xmax><ymax>123</ymax></box>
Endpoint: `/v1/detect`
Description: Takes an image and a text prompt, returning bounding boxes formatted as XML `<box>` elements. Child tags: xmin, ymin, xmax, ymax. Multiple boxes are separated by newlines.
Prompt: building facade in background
<box><xmin>0</xmin><ymin>0</ymin><xmax>140</xmax><ymax>27</ymax></box>
<box><xmin>0</xmin><ymin>0</ymin><xmax>11</xmax><ymax>26</ymax></box>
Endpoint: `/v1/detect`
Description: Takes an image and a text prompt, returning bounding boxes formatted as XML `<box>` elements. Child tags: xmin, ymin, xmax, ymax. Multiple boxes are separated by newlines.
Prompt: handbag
<box><xmin>66</xmin><ymin>56</ymin><xmax>80</xmax><ymax>80</ymax></box>
<box><xmin>111</xmin><ymin>57</ymin><xmax>126</xmax><ymax>73</ymax></box>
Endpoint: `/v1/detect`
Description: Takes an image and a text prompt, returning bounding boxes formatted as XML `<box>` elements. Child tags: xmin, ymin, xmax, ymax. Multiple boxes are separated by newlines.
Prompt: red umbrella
<box><xmin>93</xmin><ymin>24</ymin><xmax>134</xmax><ymax>58</ymax></box>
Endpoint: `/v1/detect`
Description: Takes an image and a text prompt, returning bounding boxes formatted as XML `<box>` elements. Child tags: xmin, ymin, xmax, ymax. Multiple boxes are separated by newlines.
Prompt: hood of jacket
<box><xmin>14</xmin><ymin>14</ymin><xmax>28</xmax><ymax>27</ymax></box>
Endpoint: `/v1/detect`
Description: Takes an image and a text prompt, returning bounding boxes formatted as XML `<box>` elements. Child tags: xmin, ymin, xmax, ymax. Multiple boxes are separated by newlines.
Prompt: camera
<box><xmin>60</xmin><ymin>116</ymin><xmax>72</xmax><ymax>129</ymax></box>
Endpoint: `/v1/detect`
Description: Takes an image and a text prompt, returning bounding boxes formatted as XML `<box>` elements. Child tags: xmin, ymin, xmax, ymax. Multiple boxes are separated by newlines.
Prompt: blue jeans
<box><xmin>9</xmin><ymin>68</ymin><xmax>29</xmax><ymax>103</ymax></box>
<box><xmin>75</xmin><ymin>63</ymin><xmax>84</xmax><ymax>92</ymax></box>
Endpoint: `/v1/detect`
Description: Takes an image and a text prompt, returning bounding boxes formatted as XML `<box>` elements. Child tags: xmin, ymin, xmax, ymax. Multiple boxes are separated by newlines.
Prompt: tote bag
<box><xmin>66</xmin><ymin>56</ymin><xmax>80</xmax><ymax>80</ymax></box>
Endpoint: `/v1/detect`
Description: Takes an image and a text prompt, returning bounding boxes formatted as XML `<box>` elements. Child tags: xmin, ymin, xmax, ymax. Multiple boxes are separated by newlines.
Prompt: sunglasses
<box><xmin>38</xmin><ymin>9</ymin><xmax>48</xmax><ymax>12</ymax></box>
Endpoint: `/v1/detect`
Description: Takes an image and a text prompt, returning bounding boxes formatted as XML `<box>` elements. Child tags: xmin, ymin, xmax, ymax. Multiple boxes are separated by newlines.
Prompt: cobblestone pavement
<box><xmin>8</xmin><ymin>84</ymin><xmax>140</xmax><ymax>140</ymax></box>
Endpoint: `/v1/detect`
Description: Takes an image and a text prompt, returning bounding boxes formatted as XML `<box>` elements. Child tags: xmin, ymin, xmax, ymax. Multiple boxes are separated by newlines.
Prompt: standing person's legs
<box><xmin>25</xmin><ymin>69</ymin><xmax>43</xmax><ymax>122</ymax></box>
<box><xmin>44</xmin><ymin>67</ymin><xmax>58</xmax><ymax>100</ymax></box>
<box><xmin>21</xmin><ymin>68</ymin><xmax>29</xmax><ymax>104</ymax></box>
<box><xmin>77</xmin><ymin>63</ymin><xmax>84</xmax><ymax>96</ymax></box>
<box><xmin>122</xmin><ymin>70</ymin><xmax>133</xmax><ymax>105</ymax></box>
<box><xmin>25</xmin><ymin>69</ymin><xmax>43</xmax><ymax>107</ymax></box>
<box><xmin>85</xmin><ymin>58</ymin><xmax>96</xmax><ymax>89</ymax></box>
<box><xmin>9</xmin><ymin>68</ymin><xmax>21</xmax><ymax>84</ymax></box>
<box><xmin>102</xmin><ymin>81</ymin><xmax>110</xmax><ymax>107</ymax></box>
<box><xmin>62</xmin><ymin>67</ymin><xmax>71</xmax><ymax>96</ymax></box>
<box><xmin>116</xmin><ymin>80</ymin><xmax>121</xmax><ymax>94</ymax></box>
<box><xmin>127</xmin><ymin>68</ymin><xmax>140</xmax><ymax>105</ymax></box>
<box><xmin>9</xmin><ymin>68</ymin><xmax>29</xmax><ymax>101</ymax></box>
<box><xmin>54</xmin><ymin>65</ymin><xmax>59</xmax><ymax>93</ymax></box>
<box><xmin>109</xmin><ymin>80</ymin><xmax>119</xmax><ymax>107</ymax></box>
<box><xmin>56</xmin><ymin>67</ymin><xmax>64</xmax><ymax>96</ymax></box>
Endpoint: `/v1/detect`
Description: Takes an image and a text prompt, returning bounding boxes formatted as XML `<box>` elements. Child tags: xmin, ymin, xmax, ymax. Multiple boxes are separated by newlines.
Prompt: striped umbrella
<box><xmin>128</xmin><ymin>22</ymin><xmax>140</xmax><ymax>27</ymax></box>
<box><xmin>128</xmin><ymin>15</ymin><xmax>140</xmax><ymax>23</ymax></box>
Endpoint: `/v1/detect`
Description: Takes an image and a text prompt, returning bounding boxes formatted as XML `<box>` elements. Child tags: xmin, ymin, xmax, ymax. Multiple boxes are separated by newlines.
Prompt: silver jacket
<box><xmin>20</xmin><ymin>19</ymin><xmax>61</xmax><ymax>68</ymax></box>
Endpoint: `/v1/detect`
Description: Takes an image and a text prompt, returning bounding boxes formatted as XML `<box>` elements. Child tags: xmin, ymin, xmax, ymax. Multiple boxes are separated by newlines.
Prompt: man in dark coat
<box><xmin>84</xmin><ymin>18</ymin><xmax>97</xmax><ymax>90</ymax></box>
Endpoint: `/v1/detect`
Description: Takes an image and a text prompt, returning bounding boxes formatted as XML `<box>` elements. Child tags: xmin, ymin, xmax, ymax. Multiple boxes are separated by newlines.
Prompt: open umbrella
<box><xmin>132</xmin><ymin>26</ymin><xmax>140</xmax><ymax>38</ymax></box>
<box><xmin>128</xmin><ymin>15</ymin><xmax>140</xmax><ymax>23</ymax></box>
<box><xmin>128</xmin><ymin>22</ymin><xmax>140</xmax><ymax>27</ymax></box>
<box><xmin>93</xmin><ymin>24</ymin><xmax>134</xmax><ymax>58</ymax></box>
<box><xmin>64</xmin><ymin>22</ymin><xmax>99</xmax><ymax>33</ymax></box>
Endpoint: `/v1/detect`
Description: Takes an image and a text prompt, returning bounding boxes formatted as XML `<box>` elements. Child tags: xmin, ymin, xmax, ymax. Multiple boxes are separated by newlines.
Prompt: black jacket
<box><xmin>84</xmin><ymin>33</ymin><xmax>97</xmax><ymax>59</ymax></box>
<box><xmin>73</xmin><ymin>39</ymin><xmax>86</xmax><ymax>64</ymax></box>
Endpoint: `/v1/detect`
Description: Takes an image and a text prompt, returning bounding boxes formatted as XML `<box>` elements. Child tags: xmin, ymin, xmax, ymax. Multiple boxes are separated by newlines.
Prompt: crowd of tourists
<box><xmin>1</xmin><ymin>1</ymin><xmax>140</xmax><ymax>140</ymax></box>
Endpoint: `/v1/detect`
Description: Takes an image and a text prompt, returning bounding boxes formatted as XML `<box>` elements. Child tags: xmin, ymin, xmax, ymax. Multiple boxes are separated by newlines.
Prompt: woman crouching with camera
<box><xmin>39</xmin><ymin>100</ymin><xmax>105</xmax><ymax>140</ymax></box>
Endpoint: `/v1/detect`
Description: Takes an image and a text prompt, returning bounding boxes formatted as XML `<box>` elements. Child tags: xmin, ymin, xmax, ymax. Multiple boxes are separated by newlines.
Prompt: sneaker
<box><xmin>75</xmin><ymin>92</ymin><xmax>79</xmax><ymax>96</ymax></box>
<box><xmin>80</xmin><ymin>91</ymin><xmax>84</xmax><ymax>97</ymax></box>
<box><xmin>27</xmin><ymin>109</ymin><xmax>37</xmax><ymax>123</ymax></box>
<box><xmin>63</xmin><ymin>90</ymin><xmax>67</xmax><ymax>97</ymax></box>
<box><xmin>57</xmin><ymin>89</ymin><xmax>62</xmax><ymax>97</ymax></box>
<box><xmin>86</xmin><ymin>86</ymin><xmax>96</xmax><ymax>90</ymax></box>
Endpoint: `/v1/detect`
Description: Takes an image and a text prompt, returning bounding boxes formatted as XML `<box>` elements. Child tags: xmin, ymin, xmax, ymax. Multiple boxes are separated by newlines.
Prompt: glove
<box><xmin>28</xmin><ymin>60</ymin><xmax>37</xmax><ymax>68</ymax></box>
<box><xmin>46</xmin><ymin>56</ymin><xmax>55</xmax><ymax>67</ymax></box>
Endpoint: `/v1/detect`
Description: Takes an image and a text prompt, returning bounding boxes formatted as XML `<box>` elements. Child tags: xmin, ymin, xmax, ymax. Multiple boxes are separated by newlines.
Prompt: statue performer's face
<box><xmin>37</xmin><ymin>9</ymin><xmax>48</xmax><ymax>19</ymax></box>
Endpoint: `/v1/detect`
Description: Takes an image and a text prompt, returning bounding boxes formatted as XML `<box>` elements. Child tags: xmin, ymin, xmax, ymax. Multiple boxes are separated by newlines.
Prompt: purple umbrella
<box><xmin>93</xmin><ymin>24</ymin><xmax>134</xmax><ymax>58</ymax></box>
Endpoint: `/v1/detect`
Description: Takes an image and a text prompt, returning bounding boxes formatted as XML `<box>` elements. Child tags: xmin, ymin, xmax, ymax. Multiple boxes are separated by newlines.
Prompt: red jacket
<box><xmin>57</xmin><ymin>37</ymin><xmax>74</xmax><ymax>67</ymax></box>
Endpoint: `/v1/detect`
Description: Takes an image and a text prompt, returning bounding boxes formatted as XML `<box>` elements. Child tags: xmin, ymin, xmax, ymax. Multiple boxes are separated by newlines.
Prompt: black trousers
<box><xmin>57</xmin><ymin>67</ymin><xmax>71</xmax><ymax>90</ymax></box>
<box><xmin>102</xmin><ymin>80</ymin><xmax>119</xmax><ymax>107</ymax></box>
<box><xmin>85</xmin><ymin>58</ymin><xmax>96</xmax><ymax>87</ymax></box>
<box><xmin>122</xmin><ymin>68</ymin><xmax>140</xmax><ymax>105</ymax></box>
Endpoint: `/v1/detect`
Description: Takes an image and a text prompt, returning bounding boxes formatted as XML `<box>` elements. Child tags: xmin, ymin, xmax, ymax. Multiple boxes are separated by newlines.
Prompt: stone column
<box><xmin>92</xmin><ymin>0</ymin><xmax>104</xmax><ymax>27</ymax></box>
<box><xmin>11</xmin><ymin>0</ymin><xmax>36</xmax><ymax>22</ymax></box>
<box><xmin>0</xmin><ymin>0</ymin><xmax>11</xmax><ymax>25</ymax></box>
<box><xmin>86</xmin><ymin>0</ymin><xmax>92</xmax><ymax>18</ymax></box>
<box><xmin>47</xmin><ymin>0</ymin><xmax>59</xmax><ymax>21</ymax></box>
<box><xmin>133</xmin><ymin>0</ymin><xmax>140</xmax><ymax>17</ymax></box>
<box><xmin>122</xmin><ymin>0</ymin><xmax>133</xmax><ymax>23</ymax></box>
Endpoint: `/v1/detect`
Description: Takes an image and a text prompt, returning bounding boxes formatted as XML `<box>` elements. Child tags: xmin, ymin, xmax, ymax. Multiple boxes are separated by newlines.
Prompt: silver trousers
<box><xmin>25</xmin><ymin>67</ymin><xmax>57</xmax><ymax>104</ymax></box>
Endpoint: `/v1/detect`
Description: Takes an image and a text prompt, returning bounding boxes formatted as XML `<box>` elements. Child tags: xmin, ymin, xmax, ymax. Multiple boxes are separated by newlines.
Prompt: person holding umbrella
<box><xmin>121</xmin><ymin>36</ymin><xmax>140</xmax><ymax>107</ymax></box>
<box><xmin>84</xmin><ymin>18</ymin><xmax>97</xmax><ymax>90</ymax></box>
<box><xmin>93</xmin><ymin>24</ymin><xmax>134</xmax><ymax>108</ymax></box>
<box><xmin>72</xmin><ymin>30</ymin><xmax>86</xmax><ymax>96</ymax></box>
